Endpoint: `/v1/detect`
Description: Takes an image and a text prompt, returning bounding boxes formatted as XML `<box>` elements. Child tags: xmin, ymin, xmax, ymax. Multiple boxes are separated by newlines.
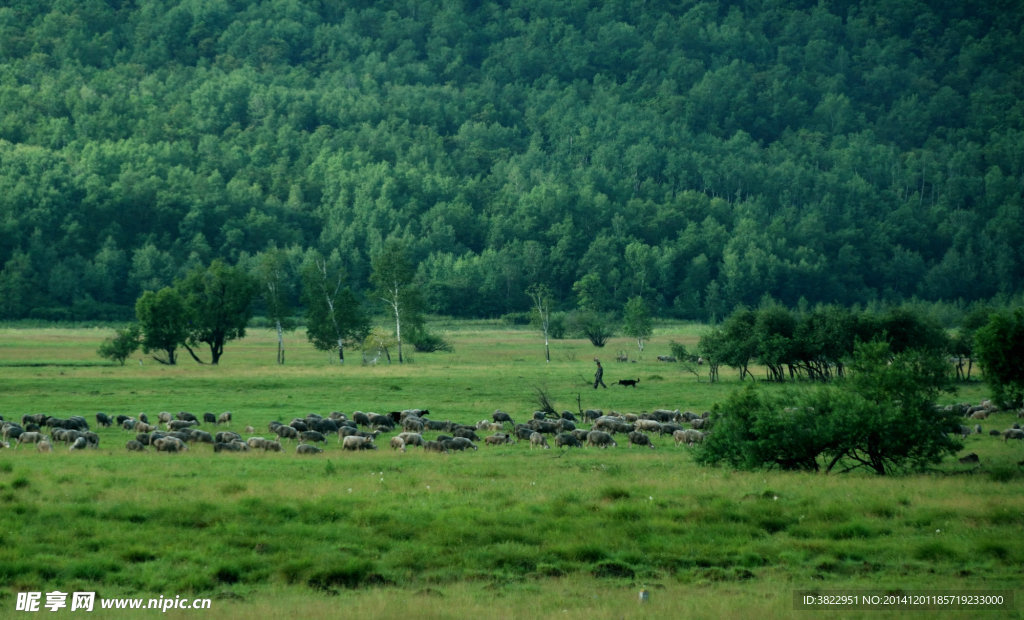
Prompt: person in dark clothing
<box><xmin>593</xmin><ymin>358</ymin><xmax>607</xmax><ymax>389</ymax></box>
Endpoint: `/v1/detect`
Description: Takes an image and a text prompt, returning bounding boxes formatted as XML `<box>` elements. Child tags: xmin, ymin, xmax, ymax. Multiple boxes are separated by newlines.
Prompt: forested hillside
<box><xmin>1</xmin><ymin>0</ymin><xmax>1022</xmax><ymax>321</ymax></box>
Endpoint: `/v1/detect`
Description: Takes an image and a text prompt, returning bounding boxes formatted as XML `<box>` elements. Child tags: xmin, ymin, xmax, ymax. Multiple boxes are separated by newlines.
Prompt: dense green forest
<box><xmin>1</xmin><ymin>0</ymin><xmax>1023</xmax><ymax>321</ymax></box>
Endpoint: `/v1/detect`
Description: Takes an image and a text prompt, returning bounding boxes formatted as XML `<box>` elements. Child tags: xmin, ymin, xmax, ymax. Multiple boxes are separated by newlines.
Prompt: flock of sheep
<box><xmin>0</xmin><ymin>407</ymin><xmax>712</xmax><ymax>456</ymax></box>
<box><xmin>2</xmin><ymin>399</ymin><xmax>1021</xmax><ymax>458</ymax></box>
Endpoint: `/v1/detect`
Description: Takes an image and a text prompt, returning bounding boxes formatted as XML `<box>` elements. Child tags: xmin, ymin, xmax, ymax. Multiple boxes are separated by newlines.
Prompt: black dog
<box><xmin>617</xmin><ymin>378</ymin><xmax>639</xmax><ymax>388</ymax></box>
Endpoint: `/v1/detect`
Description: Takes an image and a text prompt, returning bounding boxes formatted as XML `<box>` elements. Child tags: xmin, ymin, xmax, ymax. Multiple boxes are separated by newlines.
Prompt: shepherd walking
<box><xmin>593</xmin><ymin>358</ymin><xmax>607</xmax><ymax>389</ymax></box>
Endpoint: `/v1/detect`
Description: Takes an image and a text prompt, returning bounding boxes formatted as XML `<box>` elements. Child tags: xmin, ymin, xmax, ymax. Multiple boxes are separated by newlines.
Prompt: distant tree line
<box><xmin>2</xmin><ymin>1</ymin><xmax>1024</xmax><ymax>322</ymax></box>
<box><xmin>691</xmin><ymin>303</ymin><xmax>1004</xmax><ymax>386</ymax></box>
<box><xmin>99</xmin><ymin>243</ymin><xmax>446</xmax><ymax>365</ymax></box>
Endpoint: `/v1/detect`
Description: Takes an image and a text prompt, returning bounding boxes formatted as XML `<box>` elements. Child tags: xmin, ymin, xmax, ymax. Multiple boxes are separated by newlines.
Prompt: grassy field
<box><xmin>0</xmin><ymin>323</ymin><xmax>1021</xmax><ymax>619</ymax></box>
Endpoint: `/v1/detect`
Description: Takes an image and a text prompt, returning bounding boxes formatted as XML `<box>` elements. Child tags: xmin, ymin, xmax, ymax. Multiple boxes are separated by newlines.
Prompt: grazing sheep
<box><xmin>126</xmin><ymin>440</ymin><xmax>146</xmax><ymax>451</ymax></box>
<box><xmin>121</xmin><ymin>419</ymin><xmax>137</xmax><ymax>431</ymax></box>
<box><xmin>177</xmin><ymin>411</ymin><xmax>198</xmax><ymax>423</ymax></box>
<box><xmin>390</xmin><ymin>437</ymin><xmax>406</xmax><ymax>452</ymax></box>
<box><xmin>342</xmin><ymin>435</ymin><xmax>377</xmax><ymax>451</ymax></box>
<box><xmin>1003</xmin><ymin>429</ymin><xmax>1024</xmax><ymax>442</ymax></box>
<box><xmin>167</xmin><ymin>420</ymin><xmax>197</xmax><ymax>431</ymax></box>
<box><xmin>36</xmin><ymin>440</ymin><xmax>52</xmax><ymax>453</ymax></box>
<box><xmin>157</xmin><ymin>412</ymin><xmax>172</xmax><ymax>424</ymax></box>
<box><xmin>989</xmin><ymin>429</ymin><xmax>1002</xmax><ymax>436</ymax></box>
<box><xmin>555</xmin><ymin>432</ymin><xmax>582</xmax><ymax>448</ymax></box>
<box><xmin>674</xmin><ymin>429</ymin><xmax>705</xmax><ymax>446</ymax></box>
<box><xmin>261</xmin><ymin>440</ymin><xmax>283</xmax><ymax>452</ymax></box>
<box><xmin>586</xmin><ymin>431</ymin><xmax>617</xmax><ymax>448</ymax></box>
<box><xmin>423</xmin><ymin>440</ymin><xmax>448</xmax><ymax>454</ymax></box>
<box><xmin>958</xmin><ymin>452</ymin><xmax>980</xmax><ymax>464</ymax></box>
<box><xmin>442</xmin><ymin>437</ymin><xmax>478</xmax><ymax>452</ymax></box>
<box><xmin>397</xmin><ymin>432</ymin><xmax>425</xmax><ymax>448</ymax></box>
<box><xmin>529</xmin><ymin>432</ymin><xmax>550</xmax><ymax>450</ymax></box>
<box><xmin>214</xmin><ymin>440</ymin><xmax>249</xmax><ymax>453</ymax></box>
<box><xmin>492</xmin><ymin>410</ymin><xmax>514</xmax><ymax>426</ymax></box>
<box><xmin>95</xmin><ymin>412</ymin><xmax>113</xmax><ymax>427</ymax></box>
<box><xmin>69</xmin><ymin>436</ymin><xmax>89</xmax><ymax>451</ymax></box>
<box><xmin>352</xmin><ymin>411</ymin><xmax>371</xmax><ymax>427</ymax></box>
<box><xmin>512</xmin><ymin>425</ymin><xmax>535</xmax><ymax>441</ymax></box>
<box><xmin>188</xmin><ymin>429</ymin><xmax>215</xmax><ymax>444</ymax></box>
<box><xmin>135</xmin><ymin>422</ymin><xmax>156</xmax><ymax>434</ymax></box>
<box><xmin>300</xmin><ymin>430</ymin><xmax>327</xmax><ymax>444</ymax></box>
<box><xmin>627</xmin><ymin>431</ymin><xmax>655</xmax><ymax>449</ymax></box>
<box><xmin>484</xmin><ymin>433</ymin><xmax>514</xmax><ymax>446</ymax></box>
<box><xmin>402</xmin><ymin>417</ymin><xmax>425</xmax><ymax>433</ymax></box>
<box><xmin>154</xmin><ymin>437</ymin><xmax>188</xmax><ymax>453</ymax></box>
<box><xmin>203</xmin><ymin>412</ymin><xmax>217</xmax><ymax>424</ymax></box>
<box><xmin>275</xmin><ymin>425</ymin><xmax>300</xmax><ymax>441</ymax></box>
<box><xmin>215</xmin><ymin>431</ymin><xmax>242</xmax><ymax>443</ymax></box>
<box><xmin>217</xmin><ymin>411</ymin><xmax>232</xmax><ymax>425</ymax></box>
<box><xmin>16</xmin><ymin>431</ymin><xmax>46</xmax><ymax>449</ymax></box>
<box><xmin>297</xmin><ymin>444</ymin><xmax>323</xmax><ymax>455</ymax></box>
<box><xmin>453</xmin><ymin>428</ymin><xmax>481</xmax><ymax>441</ymax></box>
<box><xmin>634</xmin><ymin>419</ymin><xmax>663</xmax><ymax>434</ymax></box>
<box><xmin>139</xmin><ymin>413</ymin><xmax>149</xmax><ymax>424</ymax></box>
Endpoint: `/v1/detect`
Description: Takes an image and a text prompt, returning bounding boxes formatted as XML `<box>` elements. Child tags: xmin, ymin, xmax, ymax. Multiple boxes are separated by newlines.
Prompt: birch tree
<box><xmin>527</xmin><ymin>283</ymin><xmax>553</xmax><ymax>362</ymax></box>
<box><xmin>370</xmin><ymin>241</ymin><xmax>421</xmax><ymax>364</ymax></box>
<box><xmin>300</xmin><ymin>250</ymin><xmax>368</xmax><ymax>364</ymax></box>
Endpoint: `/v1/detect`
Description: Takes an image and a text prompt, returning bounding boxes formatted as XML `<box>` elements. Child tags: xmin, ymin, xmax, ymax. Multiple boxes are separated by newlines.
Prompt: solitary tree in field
<box><xmin>371</xmin><ymin>241</ymin><xmax>421</xmax><ymax>364</ymax></box>
<box><xmin>176</xmin><ymin>260</ymin><xmax>257</xmax><ymax>365</ymax></box>
<box><xmin>527</xmin><ymin>283</ymin><xmax>553</xmax><ymax>362</ymax></box>
<box><xmin>97</xmin><ymin>324</ymin><xmax>141</xmax><ymax>365</ymax></box>
<box><xmin>135</xmin><ymin>287</ymin><xmax>188</xmax><ymax>365</ymax></box>
<box><xmin>301</xmin><ymin>250</ymin><xmax>369</xmax><ymax>364</ymax></box>
<box><xmin>622</xmin><ymin>295</ymin><xmax>653</xmax><ymax>355</ymax></box>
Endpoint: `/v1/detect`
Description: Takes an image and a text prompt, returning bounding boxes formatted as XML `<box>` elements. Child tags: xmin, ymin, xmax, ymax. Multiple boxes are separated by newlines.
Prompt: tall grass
<box><xmin>0</xmin><ymin>324</ymin><xmax>1019</xmax><ymax>617</ymax></box>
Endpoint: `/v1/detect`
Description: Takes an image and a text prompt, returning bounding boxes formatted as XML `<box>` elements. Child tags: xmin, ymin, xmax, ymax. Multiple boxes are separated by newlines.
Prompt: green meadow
<box><xmin>0</xmin><ymin>323</ymin><xmax>1021</xmax><ymax>619</ymax></box>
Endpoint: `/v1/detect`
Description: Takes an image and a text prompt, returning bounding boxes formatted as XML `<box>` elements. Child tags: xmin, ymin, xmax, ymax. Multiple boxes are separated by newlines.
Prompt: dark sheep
<box><xmin>627</xmin><ymin>431</ymin><xmax>655</xmax><ymax>449</ymax></box>
<box><xmin>288</xmin><ymin>419</ymin><xmax>309</xmax><ymax>432</ymax></box>
<box><xmin>442</xmin><ymin>437</ymin><xmax>477</xmax><ymax>452</ymax></box>
<box><xmin>203</xmin><ymin>412</ymin><xmax>217</xmax><ymax>424</ymax></box>
<box><xmin>215</xmin><ymin>431</ymin><xmax>242</xmax><ymax>443</ymax></box>
<box><xmin>297</xmin><ymin>444</ymin><xmax>323</xmax><ymax>455</ymax></box>
<box><xmin>352</xmin><ymin>411</ymin><xmax>371</xmax><ymax>427</ymax></box>
<box><xmin>177</xmin><ymin>412</ymin><xmax>198</xmax><ymax>423</ymax></box>
<box><xmin>453</xmin><ymin>428</ymin><xmax>481</xmax><ymax>441</ymax></box>
<box><xmin>95</xmin><ymin>412</ymin><xmax>113</xmax><ymax>427</ymax></box>
<box><xmin>423</xmin><ymin>440</ymin><xmax>448</xmax><ymax>454</ymax></box>
<box><xmin>555</xmin><ymin>432</ymin><xmax>582</xmax><ymax>448</ymax></box>
<box><xmin>300</xmin><ymin>431</ymin><xmax>327</xmax><ymax>444</ymax></box>
<box><xmin>125</xmin><ymin>439</ymin><xmax>146</xmax><ymax>451</ymax></box>
<box><xmin>586</xmin><ymin>430</ymin><xmax>617</xmax><ymax>448</ymax></box>
<box><xmin>492</xmin><ymin>410</ymin><xmax>514</xmax><ymax>426</ymax></box>
<box><xmin>275</xmin><ymin>425</ymin><xmax>300</xmax><ymax>441</ymax></box>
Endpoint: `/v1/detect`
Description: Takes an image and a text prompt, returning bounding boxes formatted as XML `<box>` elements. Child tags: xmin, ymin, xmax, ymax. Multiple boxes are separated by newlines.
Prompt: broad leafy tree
<box><xmin>975</xmin><ymin>307</ymin><xmax>1024</xmax><ymax>408</ymax></box>
<box><xmin>622</xmin><ymin>295</ymin><xmax>653</xmax><ymax>355</ymax></box>
<box><xmin>697</xmin><ymin>341</ymin><xmax>961</xmax><ymax>475</ymax></box>
<box><xmin>135</xmin><ymin>287</ymin><xmax>188</xmax><ymax>365</ymax></box>
<box><xmin>97</xmin><ymin>324</ymin><xmax>141</xmax><ymax>366</ymax></box>
<box><xmin>176</xmin><ymin>260</ymin><xmax>258</xmax><ymax>365</ymax></box>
